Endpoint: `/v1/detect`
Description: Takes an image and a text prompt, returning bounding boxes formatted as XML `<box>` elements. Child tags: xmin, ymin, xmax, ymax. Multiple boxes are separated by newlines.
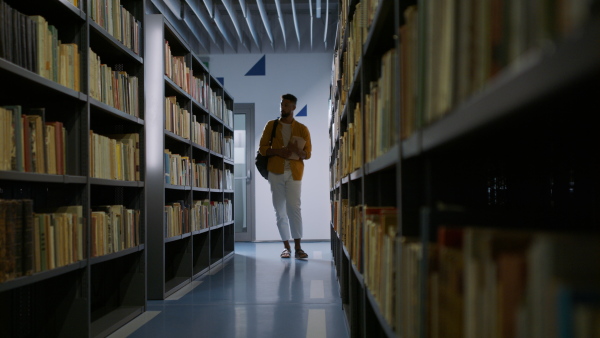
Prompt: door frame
<box><xmin>234</xmin><ymin>103</ymin><xmax>255</xmax><ymax>241</ymax></box>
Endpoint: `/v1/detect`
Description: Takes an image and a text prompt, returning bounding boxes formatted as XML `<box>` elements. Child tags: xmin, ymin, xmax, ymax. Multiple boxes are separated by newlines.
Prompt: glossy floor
<box><xmin>108</xmin><ymin>241</ymin><xmax>349</xmax><ymax>338</ymax></box>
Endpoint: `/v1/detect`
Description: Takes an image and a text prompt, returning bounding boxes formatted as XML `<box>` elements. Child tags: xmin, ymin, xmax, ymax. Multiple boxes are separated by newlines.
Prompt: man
<box><xmin>258</xmin><ymin>94</ymin><xmax>312</xmax><ymax>259</ymax></box>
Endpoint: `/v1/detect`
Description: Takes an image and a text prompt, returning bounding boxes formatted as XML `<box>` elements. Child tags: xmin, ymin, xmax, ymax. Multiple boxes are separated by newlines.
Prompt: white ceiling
<box><xmin>152</xmin><ymin>0</ymin><xmax>340</xmax><ymax>54</ymax></box>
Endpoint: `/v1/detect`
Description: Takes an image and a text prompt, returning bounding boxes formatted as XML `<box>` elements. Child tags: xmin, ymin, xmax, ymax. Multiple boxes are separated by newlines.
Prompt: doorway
<box><xmin>234</xmin><ymin>103</ymin><xmax>255</xmax><ymax>241</ymax></box>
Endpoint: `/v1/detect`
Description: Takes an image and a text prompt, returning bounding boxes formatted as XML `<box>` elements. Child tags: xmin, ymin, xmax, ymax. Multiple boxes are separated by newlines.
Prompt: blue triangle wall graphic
<box><xmin>217</xmin><ymin>77</ymin><xmax>224</xmax><ymax>86</ymax></box>
<box><xmin>245</xmin><ymin>55</ymin><xmax>266</xmax><ymax>76</ymax></box>
<box><xmin>296</xmin><ymin>104</ymin><xmax>307</xmax><ymax>117</ymax></box>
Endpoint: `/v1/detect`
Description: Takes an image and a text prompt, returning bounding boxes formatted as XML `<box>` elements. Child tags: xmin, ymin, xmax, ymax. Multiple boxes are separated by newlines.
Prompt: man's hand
<box><xmin>267</xmin><ymin>147</ymin><xmax>292</xmax><ymax>158</ymax></box>
<box><xmin>279</xmin><ymin>147</ymin><xmax>292</xmax><ymax>158</ymax></box>
<box><xmin>267</xmin><ymin>140</ymin><xmax>305</xmax><ymax>159</ymax></box>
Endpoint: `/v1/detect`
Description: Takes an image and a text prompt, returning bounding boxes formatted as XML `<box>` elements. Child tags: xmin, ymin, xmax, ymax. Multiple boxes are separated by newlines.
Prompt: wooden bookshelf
<box><xmin>145</xmin><ymin>15</ymin><xmax>234</xmax><ymax>300</ymax></box>
<box><xmin>0</xmin><ymin>0</ymin><xmax>146</xmax><ymax>336</ymax></box>
<box><xmin>330</xmin><ymin>1</ymin><xmax>600</xmax><ymax>337</ymax></box>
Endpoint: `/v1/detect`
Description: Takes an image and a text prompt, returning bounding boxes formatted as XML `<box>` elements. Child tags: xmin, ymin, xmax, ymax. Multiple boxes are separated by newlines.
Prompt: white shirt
<box><xmin>281</xmin><ymin>122</ymin><xmax>292</xmax><ymax>171</ymax></box>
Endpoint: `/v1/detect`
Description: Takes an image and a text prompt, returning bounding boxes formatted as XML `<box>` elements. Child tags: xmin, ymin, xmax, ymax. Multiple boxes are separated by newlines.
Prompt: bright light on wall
<box><xmin>144</xmin><ymin>15</ymin><xmax>166</xmax><ymax>173</ymax></box>
<box><xmin>316</xmin><ymin>0</ymin><xmax>321</xmax><ymax>18</ymax></box>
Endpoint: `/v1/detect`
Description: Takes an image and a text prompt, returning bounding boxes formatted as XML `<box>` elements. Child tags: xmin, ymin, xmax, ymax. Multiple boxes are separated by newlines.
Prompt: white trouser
<box><xmin>268</xmin><ymin>170</ymin><xmax>303</xmax><ymax>241</ymax></box>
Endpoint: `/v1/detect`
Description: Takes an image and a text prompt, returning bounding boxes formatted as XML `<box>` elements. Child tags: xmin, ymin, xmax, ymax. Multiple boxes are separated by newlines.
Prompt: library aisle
<box><xmin>108</xmin><ymin>242</ymin><xmax>349</xmax><ymax>338</ymax></box>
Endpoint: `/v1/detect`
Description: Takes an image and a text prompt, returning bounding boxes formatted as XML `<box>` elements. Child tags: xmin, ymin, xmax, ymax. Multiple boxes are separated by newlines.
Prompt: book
<box><xmin>107</xmin><ymin>133</ymin><xmax>140</xmax><ymax>181</ymax></box>
<box><xmin>6</xmin><ymin>105</ymin><xmax>24</xmax><ymax>172</ymax></box>
<box><xmin>21</xmin><ymin>114</ymin><xmax>32</xmax><ymax>172</ymax></box>
<box><xmin>30</xmin><ymin>15</ymin><xmax>49</xmax><ymax>79</ymax></box>
<box><xmin>54</xmin><ymin>205</ymin><xmax>83</xmax><ymax>262</ymax></box>
<box><xmin>45</xmin><ymin>213</ymin><xmax>55</xmax><ymax>270</ymax></box>
<box><xmin>45</xmin><ymin>121</ymin><xmax>65</xmax><ymax>175</ymax></box>
<box><xmin>45</xmin><ymin>122</ymin><xmax>57</xmax><ymax>174</ymax></box>
<box><xmin>0</xmin><ymin>108</ymin><xmax>9</xmax><ymax>170</ymax></box>
<box><xmin>90</xmin><ymin>212</ymin><xmax>97</xmax><ymax>257</ymax></box>
<box><xmin>524</xmin><ymin>233</ymin><xmax>600</xmax><ymax>338</ymax></box>
<box><xmin>36</xmin><ymin>213</ymin><xmax>47</xmax><ymax>272</ymax></box>
<box><xmin>4</xmin><ymin>199</ymin><xmax>22</xmax><ymax>280</ymax></box>
<box><xmin>92</xmin><ymin>205</ymin><xmax>119</xmax><ymax>253</ymax></box>
<box><xmin>22</xmin><ymin>199</ymin><xmax>34</xmax><ymax>275</ymax></box>
<box><xmin>26</xmin><ymin>114</ymin><xmax>46</xmax><ymax>173</ymax></box>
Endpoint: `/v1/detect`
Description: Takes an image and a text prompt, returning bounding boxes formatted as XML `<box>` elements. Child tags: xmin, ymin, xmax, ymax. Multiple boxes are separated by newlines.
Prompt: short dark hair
<box><xmin>282</xmin><ymin>93</ymin><xmax>297</xmax><ymax>104</ymax></box>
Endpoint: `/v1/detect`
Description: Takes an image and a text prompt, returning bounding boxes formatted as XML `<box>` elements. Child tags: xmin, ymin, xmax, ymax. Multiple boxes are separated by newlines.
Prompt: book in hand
<box><xmin>287</xmin><ymin>136</ymin><xmax>306</xmax><ymax>160</ymax></box>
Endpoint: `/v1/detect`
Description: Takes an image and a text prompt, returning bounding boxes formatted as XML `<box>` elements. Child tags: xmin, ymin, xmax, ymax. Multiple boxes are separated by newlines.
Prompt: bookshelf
<box><xmin>0</xmin><ymin>0</ymin><xmax>146</xmax><ymax>336</ymax></box>
<box><xmin>330</xmin><ymin>0</ymin><xmax>600</xmax><ymax>337</ymax></box>
<box><xmin>145</xmin><ymin>15</ymin><xmax>235</xmax><ymax>300</ymax></box>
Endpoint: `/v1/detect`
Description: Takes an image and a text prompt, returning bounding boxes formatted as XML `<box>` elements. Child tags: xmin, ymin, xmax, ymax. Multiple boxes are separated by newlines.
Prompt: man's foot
<box><xmin>281</xmin><ymin>249</ymin><xmax>291</xmax><ymax>258</ymax></box>
<box><xmin>295</xmin><ymin>249</ymin><xmax>308</xmax><ymax>259</ymax></box>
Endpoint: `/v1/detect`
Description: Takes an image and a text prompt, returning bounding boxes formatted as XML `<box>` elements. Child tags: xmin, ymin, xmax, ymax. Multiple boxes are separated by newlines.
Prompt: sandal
<box><xmin>280</xmin><ymin>249</ymin><xmax>291</xmax><ymax>258</ymax></box>
<box><xmin>295</xmin><ymin>249</ymin><xmax>308</xmax><ymax>259</ymax></box>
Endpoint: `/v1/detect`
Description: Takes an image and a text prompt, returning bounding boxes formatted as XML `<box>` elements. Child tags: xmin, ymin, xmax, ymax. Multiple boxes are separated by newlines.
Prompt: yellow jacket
<box><xmin>259</xmin><ymin>119</ymin><xmax>312</xmax><ymax>180</ymax></box>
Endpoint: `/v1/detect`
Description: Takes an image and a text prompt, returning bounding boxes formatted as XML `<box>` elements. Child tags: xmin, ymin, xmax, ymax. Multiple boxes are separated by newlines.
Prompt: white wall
<box><xmin>208</xmin><ymin>53</ymin><xmax>332</xmax><ymax>241</ymax></box>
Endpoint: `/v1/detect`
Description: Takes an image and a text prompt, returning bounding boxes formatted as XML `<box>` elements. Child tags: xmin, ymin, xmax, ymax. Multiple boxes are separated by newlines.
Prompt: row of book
<box><xmin>400</xmin><ymin>1</ymin><xmax>594</xmax><ymax>139</ymax></box>
<box><xmin>0</xmin><ymin>199</ymin><xmax>34</xmax><ymax>283</ymax></box>
<box><xmin>164</xmin><ymin>100</ymin><xmax>230</xmax><ymax>160</ymax></box>
<box><xmin>165</xmin><ymin>199</ymin><xmax>233</xmax><ymax>238</ymax></box>
<box><xmin>165</xmin><ymin>96</ymin><xmax>191</xmax><ymax>139</ymax></box>
<box><xmin>364</xmin><ymin>206</ymin><xmax>397</xmax><ymax>327</ymax></box>
<box><xmin>332</xmin><ymin>200</ymin><xmax>398</xmax><ymax>325</ymax></box>
<box><xmin>210</xmin><ymin>130</ymin><xmax>222</xmax><ymax>154</ymax></box>
<box><xmin>209</xmin><ymin>165</ymin><xmax>223</xmax><ymax>190</ymax></box>
<box><xmin>333</xmin><ymin>198</ymin><xmax>600</xmax><ymax>337</ymax></box>
<box><xmin>165</xmin><ymin>201</ymin><xmax>188</xmax><ymax>237</ymax></box>
<box><xmin>224</xmin><ymin>107</ymin><xmax>233</xmax><ymax>129</ymax></box>
<box><xmin>164</xmin><ymin>149</ymin><xmax>229</xmax><ymax>188</ymax></box>
<box><xmin>208</xmin><ymin>92</ymin><xmax>233</xmax><ymax>128</ymax></box>
<box><xmin>342</xmin><ymin>0</ymin><xmax>367</xmax><ymax>93</ymax></box>
<box><xmin>212</xmin><ymin>199</ymin><xmax>232</xmax><ymax>226</ymax></box>
<box><xmin>335</xmin><ymin>0</ymin><xmax>380</xmax><ymax>114</ymax></box>
<box><xmin>222</xmin><ymin>198</ymin><xmax>233</xmax><ymax>224</ymax></box>
<box><xmin>334</xmin><ymin>1</ymin><xmax>593</xmax><ymax>145</ymax></box>
<box><xmin>329</xmin><ymin>154</ymin><xmax>339</xmax><ymax>189</ymax></box>
<box><xmin>164</xmin><ymin>41</ymin><xmax>191</xmax><ymax>93</ymax></box>
<box><xmin>332</xmin><ymin>48</ymin><xmax>396</xmax><ymax>182</ymax></box>
<box><xmin>337</xmin><ymin>0</ymin><xmax>379</xmax><ymax>52</ymax></box>
<box><xmin>0</xmin><ymin>200</ymin><xmax>84</xmax><ymax>283</ymax></box>
<box><xmin>209</xmin><ymin>132</ymin><xmax>233</xmax><ymax>160</ymax></box>
<box><xmin>190</xmin><ymin>71</ymin><xmax>209</xmax><ymax>108</ymax></box>
<box><xmin>192</xmin><ymin>161</ymin><xmax>208</xmax><ymax>189</ymax></box>
<box><xmin>91</xmin><ymin>204</ymin><xmax>140</xmax><ymax>258</ymax></box>
<box><xmin>223</xmin><ymin>136</ymin><xmax>233</xmax><ymax>159</ymax></box>
<box><xmin>89</xmin><ymin>131</ymin><xmax>140</xmax><ymax>181</ymax></box>
<box><xmin>400</xmin><ymin>227</ymin><xmax>600</xmax><ymax>338</ymax></box>
<box><xmin>0</xmin><ymin>199</ymin><xmax>140</xmax><ymax>272</ymax></box>
<box><xmin>364</xmin><ymin>48</ymin><xmax>397</xmax><ymax>162</ymax></box>
<box><xmin>165</xmin><ymin>96</ymin><xmax>230</xmax><ymax>155</ymax></box>
<box><xmin>163</xmin><ymin>41</ymin><xmax>232</xmax><ymax>125</ymax></box>
<box><xmin>191</xmin><ymin>199</ymin><xmax>210</xmax><ymax>232</ymax></box>
<box><xmin>0</xmin><ymin>106</ymin><xmax>66</xmax><ymax>175</ymax></box>
<box><xmin>330</xmin><ymin>50</ymin><xmax>344</xmax><ymax>114</ymax></box>
<box><xmin>89</xmin><ymin>48</ymin><xmax>140</xmax><ymax>117</ymax></box>
<box><xmin>192</xmin><ymin>115</ymin><xmax>208</xmax><ymax>148</ymax></box>
<box><xmin>224</xmin><ymin>169</ymin><xmax>233</xmax><ymax>190</ymax></box>
<box><xmin>0</xmin><ymin>3</ymin><xmax>81</xmax><ymax>91</ymax></box>
<box><xmin>89</xmin><ymin>0</ymin><xmax>142</xmax><ymax>55</ymax></box>
<box><xmin>164</xmin><ymin>149</ymin><xmax>192</xmax><ymax>186</ymax></box>
<box><xmin>337</xmin><ymin>103</ymin><xmax>363</xmax><ymax>179</ymax></box>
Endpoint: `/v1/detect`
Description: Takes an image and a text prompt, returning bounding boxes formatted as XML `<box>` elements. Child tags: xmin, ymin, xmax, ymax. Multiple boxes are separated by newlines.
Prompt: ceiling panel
<box><xmin>153</xmin><ymin>0</ymin><xmax>340</xmax><ymax>54</ymax></box>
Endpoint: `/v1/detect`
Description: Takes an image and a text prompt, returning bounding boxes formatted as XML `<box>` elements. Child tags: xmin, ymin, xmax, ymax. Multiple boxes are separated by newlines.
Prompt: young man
<box><xmin>258</xmin><ymin>94</ymin><xmax>312</xmax><ymax>259</ymax></box>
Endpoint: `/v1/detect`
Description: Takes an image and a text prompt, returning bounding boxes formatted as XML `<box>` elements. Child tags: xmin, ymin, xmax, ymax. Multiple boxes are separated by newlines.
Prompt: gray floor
<box><xmin>109</xmin><ymin>241</ymin><xmax>349</xmax><ymax>338</ymax></box>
